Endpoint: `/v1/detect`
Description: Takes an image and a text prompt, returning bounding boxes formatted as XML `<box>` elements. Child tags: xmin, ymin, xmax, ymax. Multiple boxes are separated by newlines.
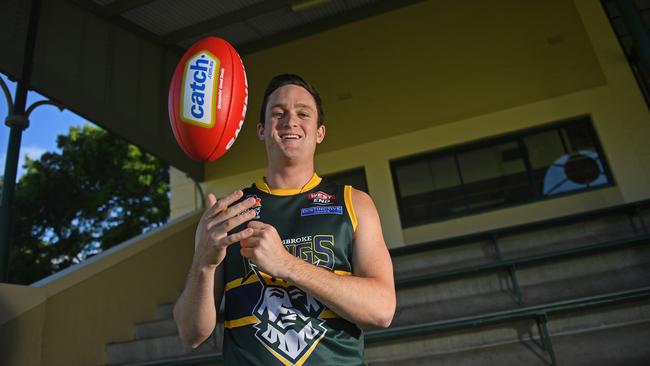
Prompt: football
<box><xmin>168</xmin><ymin>37</ymin><xmax>248</xmax><ymax>161</ymax></box>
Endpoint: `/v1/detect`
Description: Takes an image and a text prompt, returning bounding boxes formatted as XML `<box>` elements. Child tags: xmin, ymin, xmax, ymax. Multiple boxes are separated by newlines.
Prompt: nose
<box><xmin>280</xmin><ymin>111</ymin><xmax>299</xmax><ymax>128</ymax></box>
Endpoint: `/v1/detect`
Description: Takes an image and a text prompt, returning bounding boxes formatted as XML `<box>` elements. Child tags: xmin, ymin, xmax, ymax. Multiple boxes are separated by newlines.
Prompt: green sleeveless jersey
<box><xmin>223</xmin><ymin>173</ymin><xmax>365</xmax><ymax>365</ymax></box>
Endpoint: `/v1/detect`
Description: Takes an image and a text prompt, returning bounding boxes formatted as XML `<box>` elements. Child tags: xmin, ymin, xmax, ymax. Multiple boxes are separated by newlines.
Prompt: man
<box><xmin>174</xmin><ymin>74</ymin><xmax>395</xmax><ymax>365</ymax></box>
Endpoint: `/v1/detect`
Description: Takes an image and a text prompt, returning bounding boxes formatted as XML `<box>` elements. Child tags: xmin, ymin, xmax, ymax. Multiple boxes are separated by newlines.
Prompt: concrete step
<box><xmin>366</xmin><ymin>295</ymin><xmax>650</xmax><ymax>363</ymax></box>
<box><xmin>393</xmin><ymin>246</ymin><xmax>650</xmax><ymax>327</ymax></box>
<box><xmin>367</xmin><ymin>319</ymin><xmax>650</xmax><ymax>366</ymax></box>
<box><xmin>115</xmin><ymin>291</ymin><xmax>650</xmax><ymax>366</ymax></box>
<box><xmin>393</xmin><ymin>214</ymin><xmax>640</xmax><ymax>280</ymax></box>
<box><xmin>136</xmin><ymin>244</ymin><xmax>650</xmax><ymax>341</ymax></box>
<box><xmin>107</xmin><ymin>324</ymin><xmax>224</xmax><ymax>365</ymax></box>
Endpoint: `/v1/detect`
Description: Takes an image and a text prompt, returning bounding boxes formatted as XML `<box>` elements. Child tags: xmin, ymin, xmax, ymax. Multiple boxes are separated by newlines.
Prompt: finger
<box><xmin>222</xmin><ymin>228</ymin><xmax>254</xmax><ymax>246</ymax></box>
<box><xmin>210</xmin><ymin>208</ymin><xmax>256</xmax><ymax>235</ymax></box>
<box><xmin>204</xmin><ymin>190</ymin><xmax>243</xmax><ymax>219</ymax></box>
<box><xmin>213</xmin><ymin>196</ymin><xmax>258</xmax><ymax>224</ymax></box>
<box><xmin>247</xmin><ymin>220</ymin><xmax>268</xmax><ymax>230</ymax></box>
<box><xmin>208</xmin><ymin>193</ymin><xmax>217</xmax><ymax>208</ymax></box>
<box><xmin>201</xmin><ymin>192</ymin><xmax>221</xmax><ymax>220</ymax></box>
<box><xmin>240</xmin><ymin>236</ymin><xmax>260</xmax><ymax>248</ymax></box>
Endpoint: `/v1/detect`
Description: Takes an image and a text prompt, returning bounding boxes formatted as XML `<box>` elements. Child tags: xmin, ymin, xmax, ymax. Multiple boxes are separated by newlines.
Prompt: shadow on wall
<box><xmin>0</xmin><ymin>284</ymin><xmax>46</xmax><ymax>366</ymax></box>
<box><xmin>0</xmin><ymin>296</ymin><xmax>22</xmax><ymax>366</ymax></box>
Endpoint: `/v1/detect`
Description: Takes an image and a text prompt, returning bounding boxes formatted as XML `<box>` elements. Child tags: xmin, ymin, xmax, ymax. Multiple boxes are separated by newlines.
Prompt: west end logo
<box><xmin>180</xmin><ymin>51</ymin><xmax>221</xmax><ymax>128</ymax></box>
<box><xmin>308</xmin><ymin>191</ymin><xmax>336</xmax><ymax>205</ymax></box>
<box><xmin>251</xmin><ymin>265</ymin><xmax>327</xmax><ymax>366</ymax></box>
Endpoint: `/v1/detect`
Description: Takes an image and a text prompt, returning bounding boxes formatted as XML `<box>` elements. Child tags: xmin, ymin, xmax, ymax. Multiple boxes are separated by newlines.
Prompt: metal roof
<box><xmin>0</xmin><ymin>0</ymin><xmax>425</xmax><ymax>181</ymax></box>
<box><xmin>70</xmin><ymin>0</ymin><xmax>419</xmax><ymax>55</ymax></box>
<box><xmin>6</xmin><ymin>0</ymin><xmax>636</xmax><ymax>182</ymax></box>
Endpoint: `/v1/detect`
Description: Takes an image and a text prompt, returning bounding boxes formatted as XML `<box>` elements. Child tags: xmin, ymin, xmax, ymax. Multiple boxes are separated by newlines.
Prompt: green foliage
<box><xmin>8</xmin><ymin>125</ymin><xmax>170</xmax><ymax>284</ymax></box>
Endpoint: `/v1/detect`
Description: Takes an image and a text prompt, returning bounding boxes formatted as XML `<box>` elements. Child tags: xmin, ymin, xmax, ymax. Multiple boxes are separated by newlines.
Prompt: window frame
<box><xmin>390</xmin><ymin>115</ymin><xmax>616</xmax><ymax>228</ymax></box>
<box><xmin>322</xmin><ymin>167</ymin><xmax>369</xmax><ymax>194</ymax></box>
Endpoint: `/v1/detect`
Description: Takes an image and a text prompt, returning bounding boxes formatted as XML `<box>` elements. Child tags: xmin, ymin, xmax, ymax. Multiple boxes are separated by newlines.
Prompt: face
<box><xmin>257</xmin><ymin>84</ymin><xmax>325</xmax><ymax>164</ymax></box>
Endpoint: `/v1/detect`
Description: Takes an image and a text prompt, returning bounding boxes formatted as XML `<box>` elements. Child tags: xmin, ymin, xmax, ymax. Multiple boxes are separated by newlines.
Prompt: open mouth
<box><xmin>280</xmin><ymin>133</ymin><xmax>302</xmax><ymax>140</ymax></box>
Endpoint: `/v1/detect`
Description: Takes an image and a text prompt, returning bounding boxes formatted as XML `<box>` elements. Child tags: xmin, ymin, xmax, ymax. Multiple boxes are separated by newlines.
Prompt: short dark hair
<box><xmin>259</xmin><ymin>74</ymin><xmax>324</xmax><ymax>126</ymax></box>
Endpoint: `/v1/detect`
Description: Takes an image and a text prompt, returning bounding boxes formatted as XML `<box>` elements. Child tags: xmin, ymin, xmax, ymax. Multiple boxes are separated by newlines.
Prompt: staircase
<box><xmin>106</xmin><ymin>200</ymin><xmax>650</xmax><ymax>365</ymax></box>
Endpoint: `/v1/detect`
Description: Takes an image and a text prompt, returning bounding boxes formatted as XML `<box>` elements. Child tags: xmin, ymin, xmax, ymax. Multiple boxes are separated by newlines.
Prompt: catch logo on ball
<box><xmin>180</xmin><ymin>51</ymin><xmax>220</xmax><ymax>128</ymax></box>
<box><xmin>168</xmin><ymin>37</ymin><xmax>248</xmax><ymax>162</ymax></box>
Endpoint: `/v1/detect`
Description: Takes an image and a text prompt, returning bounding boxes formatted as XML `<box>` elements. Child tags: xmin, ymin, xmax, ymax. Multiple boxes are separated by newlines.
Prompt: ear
<box><xmin>316</xmin><ymin>124</ymin><xmax>326</xmax><ymax>144</ymax></box>
<box><xmin>257</xmin><ymin>123</ymin><xmax>265</xmax><ymax>141</ymax></box>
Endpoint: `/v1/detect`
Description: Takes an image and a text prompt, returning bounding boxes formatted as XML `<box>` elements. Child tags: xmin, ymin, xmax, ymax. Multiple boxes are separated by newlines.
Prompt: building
<box><xmin>1</xmin><ymin>0</ymin><xmax>649</xmax><ymax>365</ymax></box>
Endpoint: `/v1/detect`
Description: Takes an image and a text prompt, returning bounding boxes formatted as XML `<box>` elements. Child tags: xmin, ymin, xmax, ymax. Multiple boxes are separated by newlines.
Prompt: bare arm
<box><xmin>240</xmin><ymin>188</ymin><xmax>396</xmax><ymax>328</ymax></box>
<box><xmin>173</xmin><ymin>191</ymin><xmax>257</xmax><ymax>348</ymax></box>
<box><xmin>173</xmin><ymin>263</ymin><xmax>221</xmax><ymax>349</ymax></box>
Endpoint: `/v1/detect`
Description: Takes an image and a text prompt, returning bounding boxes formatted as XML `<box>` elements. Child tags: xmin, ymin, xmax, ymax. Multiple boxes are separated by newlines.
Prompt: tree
<box><xmin>8</xmin><ymin>125</ymin><xmax>170</xmax><ymax>284</ymax></box>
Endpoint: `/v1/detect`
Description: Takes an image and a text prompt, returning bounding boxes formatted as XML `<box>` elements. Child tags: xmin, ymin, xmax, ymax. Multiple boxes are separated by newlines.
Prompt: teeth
<box><xmin>282</xmin><ymin>135</ymin><xmax>300</xmax><ymax>140</ymax></box>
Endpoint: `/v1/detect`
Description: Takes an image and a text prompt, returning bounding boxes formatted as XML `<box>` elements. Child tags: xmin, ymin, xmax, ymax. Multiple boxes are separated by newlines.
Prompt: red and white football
<box><xmin>168</xmin><ymin>37</ymin><xmax>248</xmax><ymax>161</ymax></box>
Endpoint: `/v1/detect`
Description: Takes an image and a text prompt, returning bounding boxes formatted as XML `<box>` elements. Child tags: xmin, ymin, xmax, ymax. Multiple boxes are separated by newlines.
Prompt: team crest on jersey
<box><xmin>243</xmin><ymin>194</ymin><xmax>262</xmax><ymax>219</ymax></box>
<box><xmin>251</xmin><ymin>265</ymin><xmax>327</xmax><ymax>365</ymax></box>
<box><xmin>308</xmin><ymin>191</ymin><xmax>336</xmax><ymax>205</ymax></box>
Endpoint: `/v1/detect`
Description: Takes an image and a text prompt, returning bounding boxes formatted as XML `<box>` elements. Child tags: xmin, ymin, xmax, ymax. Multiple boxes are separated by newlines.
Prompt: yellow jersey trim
<box><xmin>344</xmin><ymin>185</ymin><xmax>358</xmax><ymax>232</ymax></box>
<box><xmin>320</xmin><ymin>309</ymin><xmax>339</xmax><ymax>319</ymax></box>
<box><xmin>224</xmin><ymin>315</ymin><xmax>259</xmax><ymax>329</ymax></box>
<box><xmin>225</xmin><ymin>275</ymin><xmax>259</xmax><ymax>292</ymax></box>
<box><xmin>255</xmin><ymin>173</ymin><xmax>322</xmax><ymax>196</ymax></box>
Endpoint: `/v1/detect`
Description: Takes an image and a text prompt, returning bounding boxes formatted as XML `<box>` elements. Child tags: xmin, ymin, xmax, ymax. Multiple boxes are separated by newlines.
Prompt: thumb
<box><xmin>207</xmin><ymin>193</ymin><xmax>217</xmax><ymax>208</ymax></box>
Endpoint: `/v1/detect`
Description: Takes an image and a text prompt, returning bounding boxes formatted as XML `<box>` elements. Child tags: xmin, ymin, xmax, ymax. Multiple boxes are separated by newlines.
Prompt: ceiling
<box><xmin>2</xmin><ymin>0</ymin><xmax>639</xmax><ymax>181</ymax></box>
<box><xmin>0</xmin><ymin>0</ymin><xmax>426</xmax><ymax>181</ymax></box>
<box><xmin>68</xmin><ymin>0</ymin><xmax>424</xmax><ymax>55</ymax></box>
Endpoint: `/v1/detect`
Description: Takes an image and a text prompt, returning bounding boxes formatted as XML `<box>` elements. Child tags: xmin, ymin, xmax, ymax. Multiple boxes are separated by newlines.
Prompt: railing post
<box><xmin>492</xmin><ymin>233</ymin><xmax>524</xmax><ymax>305</ymax></box>
<box><xmin>0</xmin><ymin>0</ymin><xmax>43</xmax><ymax>282</ymax></box>
<box><xmin>536</xmin><ymin>313</ymin><xmax>557</xmax><ymax>366</ymax></box>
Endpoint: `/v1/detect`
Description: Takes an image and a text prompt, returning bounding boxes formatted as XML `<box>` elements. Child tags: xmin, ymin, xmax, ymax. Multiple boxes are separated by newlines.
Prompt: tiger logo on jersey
<box><xmin>251</xmin><ymin>265</ymin><xmax>327</xmax><ymax>365</ymax></box>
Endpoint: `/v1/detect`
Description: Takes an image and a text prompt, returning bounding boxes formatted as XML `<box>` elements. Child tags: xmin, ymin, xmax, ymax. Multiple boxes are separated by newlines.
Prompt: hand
<box><xmin>240</xmin><ymin>221</ymin><xmax>297</xmax><ymax>278</ymax></box>
<box><xmin>193</xmin><ymin>190</ymin><xmax>257</xmax><ymax>270</ymax></box>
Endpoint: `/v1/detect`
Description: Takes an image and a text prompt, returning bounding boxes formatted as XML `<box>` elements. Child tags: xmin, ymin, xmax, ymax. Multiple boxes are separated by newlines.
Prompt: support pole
<box><xmin>0</xmin><ymin>0</ymin><xmax>43</xmax><ymax>282</ymax></box>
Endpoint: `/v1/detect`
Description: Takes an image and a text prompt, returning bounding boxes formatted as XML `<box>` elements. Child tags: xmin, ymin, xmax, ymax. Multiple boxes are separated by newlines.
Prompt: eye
<box><xmin>271</xmin><ymin>110</ymin><xmax>284</xmax><ymax>118</ymax></box>
<box><xmin>297</xmin><ymin>111</ymin><xmax>310</xmax><ymax>119</ymax></box>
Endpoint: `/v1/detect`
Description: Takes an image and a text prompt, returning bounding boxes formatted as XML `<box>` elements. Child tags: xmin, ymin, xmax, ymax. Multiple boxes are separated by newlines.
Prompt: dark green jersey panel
<box><xmin>223</xmin><ymin>176</ymin><xmax>365</xmax><ymax>366</ymax></box>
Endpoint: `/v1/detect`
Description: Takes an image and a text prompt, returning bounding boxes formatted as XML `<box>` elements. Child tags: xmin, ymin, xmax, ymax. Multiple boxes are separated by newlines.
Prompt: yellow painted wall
<box><xmin>207</xmin><ymin>0</ymin><xmax>606</xmax><ymax>180</ymax></box>
<box><xmin>0</xmin><ymin>212</ymin><xmax>200</xmax><ymax>366</ymax></box>
<box><xmin>173</xmin><ymin>0</ymin><xmax>650</xmax><ymax>247</ymax></box>
<box><xmin>0</xmin><ymin>304</ymin><xmax>46</xmax><ymax>366</ymax></box>
<box><xmin>0</xmin><ymin>285</ymin><xmax>46</xmax><ymax>366</ymax></box>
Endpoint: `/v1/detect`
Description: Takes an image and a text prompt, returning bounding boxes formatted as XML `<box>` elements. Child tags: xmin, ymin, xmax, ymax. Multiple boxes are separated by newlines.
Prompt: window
<box><xmin>323</xmin><ymin>167</ymin><xmax>369</xmax><ymax>193</ymax></box>
<box><xmin>391</xmin><ymin>116</ymin><xmax>613</xmax><ymax>227</ymax></box>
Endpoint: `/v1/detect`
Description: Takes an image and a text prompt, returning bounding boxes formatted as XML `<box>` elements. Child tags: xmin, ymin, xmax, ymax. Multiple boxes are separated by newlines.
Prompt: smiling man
<box><xmin>174</xmin><ymin>74</ymin><xmax>396</xmax><ymax>365</ymax></box>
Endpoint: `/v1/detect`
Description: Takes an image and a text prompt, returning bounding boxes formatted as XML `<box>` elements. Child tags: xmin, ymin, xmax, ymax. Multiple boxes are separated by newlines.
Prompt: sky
<box><xmin>0</xmin><ymin>72</ymin><xmax>92</xmax><ymax>179</ymax></box>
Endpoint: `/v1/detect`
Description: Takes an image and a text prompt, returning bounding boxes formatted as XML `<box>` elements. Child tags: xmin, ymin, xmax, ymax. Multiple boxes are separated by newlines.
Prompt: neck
<box><xmin>265</xmin><ymin>162</ymin><xmax>316</xmax><ymax>190</ymax></box>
